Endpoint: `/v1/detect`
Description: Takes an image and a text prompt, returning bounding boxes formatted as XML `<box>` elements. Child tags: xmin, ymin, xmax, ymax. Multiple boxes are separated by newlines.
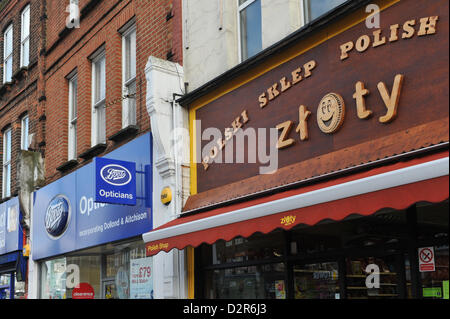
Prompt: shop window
<box><xmin>91</xmin><ymin>49</ymin><xmax>106</xmax><ymax>145</ymax></box>
<box><xmin>204</xmin><ymin>263</ymin><xmax>286</xmax><ymax>299</ymax></box>
<box><xmin>20</xmin><ymin>5</ymin><xmax>30</xmax><ymax>68</ymax></box>
<box><xmin>2</xmin><ymin>128</ymin><xmax>12</xmax><ymax>198</ymax></box>
<box><xmin>3</xmin><ymin>24</ymin><xmax>13</xmax><ymax>84</ymax></box>
<box><xmin>200</xmin><ymin>231</ymin><xmax>285</xmax><ymax>266</ymax></box>
<box><xmin>303</xmin><ymin>0</ymin><xmax>347</xmax><ymax>23</ymax></box>
<box><xmin>346</xmin><ymin>256</ymin><xmax>400</xmax><ymax>299</ymax></box>
<box><xmin>121</xmin><ymin>22</ymin><xmax>136</xmax><ymax>128</ymax></box>
<box><xmin>39</xmin><ymin>239</ymin><xmax>150</xmax><ymax>299</ymax></box>
<box><xmin>238</xmin><ymin>0</ymin><xmax>262</xmax><ymax>62</ymax></box>
<box><xmin>68</xmin><ymin>73</ymin><xmax>78</xmax><ymax>160</ymax></box>
<box><xmin>294</xmin><ymin>262</ymin><xmax>340</xmax><ymax>299</ymax></box>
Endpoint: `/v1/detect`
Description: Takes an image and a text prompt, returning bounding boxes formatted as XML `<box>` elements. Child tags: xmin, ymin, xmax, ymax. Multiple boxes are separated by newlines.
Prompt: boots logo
<box><xmin>45</xmin><ymin>195</ymin><xmax>71</xmax><ymax>239</ymax></box>
<box><xmin>100</xmin><ymin>164</ymin><xmax>132</xmax><ymax>186</ymax></box>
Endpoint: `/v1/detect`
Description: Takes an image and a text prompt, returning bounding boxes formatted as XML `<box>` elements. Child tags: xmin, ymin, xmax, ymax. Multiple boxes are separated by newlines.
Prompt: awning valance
<box><xmin>144</xmin><ymin>151</ymin><xmax>449</xmax><ymax>256</ymax></box>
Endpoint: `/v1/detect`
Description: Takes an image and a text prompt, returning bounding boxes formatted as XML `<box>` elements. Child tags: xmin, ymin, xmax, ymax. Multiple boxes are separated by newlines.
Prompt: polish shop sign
<box><xmin>194</xmin><ymin>0</ymin><xmax>448</xmax><ymax>194</ymax></box>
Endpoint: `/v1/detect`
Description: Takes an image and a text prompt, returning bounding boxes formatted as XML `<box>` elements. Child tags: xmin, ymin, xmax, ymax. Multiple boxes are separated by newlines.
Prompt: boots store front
<box><xmin>32</xmin><ymin>133</ymin><xmax>153</xmax><ymax>299</ymax></box>
<box><xmin>143</xmin><ymin>0</ymin><xmax>449</xmax><ymax>299</ymax></box>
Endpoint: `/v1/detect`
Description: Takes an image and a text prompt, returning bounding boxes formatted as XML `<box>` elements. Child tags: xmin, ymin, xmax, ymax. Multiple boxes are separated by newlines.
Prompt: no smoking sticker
<box><xmin>418</xmin><ymin>247</ymin><xmax>435</xmax><ymax>272</ymax></box>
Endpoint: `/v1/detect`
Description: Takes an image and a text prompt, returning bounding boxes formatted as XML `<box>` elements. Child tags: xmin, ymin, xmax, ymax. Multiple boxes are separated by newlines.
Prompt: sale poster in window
<box><xmin>130</xmin><ymin>257</ymin><xmax>153</xmax><ymax>299</ymax></box>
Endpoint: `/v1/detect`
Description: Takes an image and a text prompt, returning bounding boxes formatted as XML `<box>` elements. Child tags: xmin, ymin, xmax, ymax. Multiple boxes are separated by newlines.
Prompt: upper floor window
<box><xmin>303</xmin><ymin>0</ymin><xmax>347</xmax><ymax>23</ymax></box>
<box><xmin>2</xmin><ymin>128</ymin><xmax>12</xmax><ymax>198</ymax></box>
<box><xmin>238</xmin><ymin>0</ymin><xmax>262</xmax><ymax>62</ymax></box>
<box><xmin>68</xmin><ymin>73</ymin><xmax>78</xmax><ymax>160</ymax></box>
<box><xmin>21</xmin><ymin>5</ymin><xmax>30</xmax><ymax>68</ymax></box>
<box><xmin>3</xmin><ymin>25</ymin><xmax>13</xmax><ymax>83</ymax></box>
<box><xmin>21</xmin><ymin>115</ymin><xmax>29</xmax><ymax>150</ymax></box>
<box><xmin>121</xmin><ymin>23</ymin><xmax>136</xmax><ymax>128</ymax></box>
<box><xmin>91</xmin><ymin>49</ymin><xmax>106</xmax><ymax>145</ymax></box>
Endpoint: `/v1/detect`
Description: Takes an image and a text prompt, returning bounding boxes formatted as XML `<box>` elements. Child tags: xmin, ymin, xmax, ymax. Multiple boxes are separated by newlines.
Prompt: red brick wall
<box><xmin>43</xmin><ymin>0</ymin><xmax>183</xmax><ymax>184</ymax></box>
<box><xmin>0</xmin><ymin>0</ymin><xmax>42</xmax><ymax>199</ymax></box>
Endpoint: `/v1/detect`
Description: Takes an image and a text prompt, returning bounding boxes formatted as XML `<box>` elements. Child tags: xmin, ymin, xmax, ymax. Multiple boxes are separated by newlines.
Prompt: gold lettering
<box><xmin>340</xmin><ymin>41</ymin><xmax>354</xmax><ymax>60</ymax></box>
<box><xmin>372</xmin><ymin>29</ymin><xmax>386</xmax><ymax>47</ymax></box>
<box><xmin>303</xmin><ymin>60</ymin><xmax>316</xmax><ymax>78</ymax></box>
<box><xmin>355</xmin><ymin>35</ymin><xmax>371</xmax><ymax>52</ymax></box>
<box><xmin>418</xmin><ymin>16</ymin><xmax>439</xmax><ymax>36</ymax></box>
<box><xmin>231</xmin><ymin>116</ymin><xmax>242</xmax><ymax>133</ymax></box>
<box><xmin>241</xmin><ymin>110</ymin><xmax>249</xmax><ymax>124</ymax></box>
<box><xmin>267</xmin><ymin>83</ymin><xmax>280</xmax><ymax>100</ymax></box>
<box><xmin>259</xmin><ymin>92</ymin><xmax>268</xmax><ymax>108</ymax></box>
<box><xmin>217</xmin><ymin>138</ymin><xmax>226</xmax><ymax>152</ymax></box>
<box><xmin>280</xmin><ymin>77</ymin><xmax>292</xmax><ymax>92</ymax></box>
<box><xmin>224</xmin><ymin>128</ymin><xmax>233</xmax><ymax>141</ymax></box>
<box><xmin>353</xmin><ymin>81</ymin><xmax>372</xmax><ymax>119</ymax></box>
<box><xmin>276</xmin><ymin>120</ymin><xmax>295</xmax><ymax>149</ymax></box>
<box><xmin>296</xmin><ymin>105</ymin><xmax>311</xmax><ymax>141</ymax></box>
<box><xmin>389</xmin><ymin>24</ymin><xmax>399</xmax><ymax>42</ymax></box>
<box><xmin>291</xmin><ymin>67</ymin><xmax>302</xmax><ymax>84</ymax></box>
<box><xmin>378</xmin><ymin>74</ymin><xmax>404</xmax><ymax>123</ymax></box>
<box><xmin>209</xmin><ymin>145</ymin><xmax>218</xmax><ymax>159</ymax></box>
<box><xmin>402</xmin><ymin>19</ymin><xmax>416</xmax><ymax>39</ymax></box>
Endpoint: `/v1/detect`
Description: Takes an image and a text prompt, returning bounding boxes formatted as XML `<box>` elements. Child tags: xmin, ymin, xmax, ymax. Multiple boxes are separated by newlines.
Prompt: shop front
<box><xmin>32</xmin><ymin>133</ymin><xmax>153</xmax><ymax>299</ymax></box>
<box><xmin>142</xmin><ymin>0</ymin><xmax>449</xmax><ymax>299</ymax></box>
<box><xmin>0</xmin><ymin>197</ymin><xmax>27</xmax><ymax>299</ymax></box>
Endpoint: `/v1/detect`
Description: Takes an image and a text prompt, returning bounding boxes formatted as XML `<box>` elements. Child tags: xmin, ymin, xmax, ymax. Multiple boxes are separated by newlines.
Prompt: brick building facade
<box><xmin>0</xmin><ymin>0</ymin><xmax>182</xmax><ymax>197</ymax></box>
<box><xmin>0</xmin><ymin>0</ymin><xmax>182</xmax><ymax>299</ymax></box>
<box><xmin>0</xmin><ymin>0</ymin><xmax>44</xmax><ymax>201</ymax></box>
<box><xmin>43</xmin><ymin>0</ymin><xmax>182</xmax><ymax>182</ymax></box>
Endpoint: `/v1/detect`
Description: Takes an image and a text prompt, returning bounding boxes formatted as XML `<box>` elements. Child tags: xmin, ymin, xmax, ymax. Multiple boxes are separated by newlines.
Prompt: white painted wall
<box><xmin>145</xmin><ymin>56</ymin><xmax>189</xmax><ymax>299</ymax></box>
<box><xmin>183</xmin><ymin>0</ymin><xmax>305</xmax><ymax>91</ymax></box>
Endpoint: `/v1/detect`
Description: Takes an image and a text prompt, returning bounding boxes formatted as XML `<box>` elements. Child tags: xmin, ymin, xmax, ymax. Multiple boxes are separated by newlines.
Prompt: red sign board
<box><xmin>418</xmin><ymin>247</ymin><xmax>436</xmax><ymax>272</ymax></box>
<box><xmin>72</xmin><ymin>283</ymin><xmax>95</xmax><ymax>299</ymax></box>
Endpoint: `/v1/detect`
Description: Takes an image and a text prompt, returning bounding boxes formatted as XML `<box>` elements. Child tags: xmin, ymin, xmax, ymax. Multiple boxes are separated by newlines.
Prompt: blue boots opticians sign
<box><xmin>95</xmin><ymin>157</ymin><xmax>136</xmax><ymax>206</ymax></box>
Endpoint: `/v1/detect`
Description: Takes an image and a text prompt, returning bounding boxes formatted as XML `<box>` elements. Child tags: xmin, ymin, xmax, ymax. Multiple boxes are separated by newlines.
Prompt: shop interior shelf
<box><xmin>347</xmin><ymin>284</ymin><xmax>398</xmax><ymax>289</ymax></box>
<box><xmin>346</xmin><ymin>272</ymin><xmax>397</xmax><ymax>277</ymax></box>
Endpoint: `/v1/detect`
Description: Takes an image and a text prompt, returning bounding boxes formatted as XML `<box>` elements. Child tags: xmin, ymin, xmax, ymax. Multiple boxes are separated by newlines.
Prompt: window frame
<box><xmin>21</xmin><ymin>115</ymin><xmax>29</xmax><ymax>151</ymax></box>
<box><xmin>302</xmin><ymin>0</ymin><xmax>347</xmax><ymax>24</ymax></box>
<box><xmin>237</xmin><ymin>0</ymin><xmax>262</xmax><ymax>63</ymax></box>
<box><xmin>20</xmin><ymin>4</ymin><xmax>31</xmax><ymax>68</ymax></box>
<box><xmin>121</xmin><ymin>22</ymin><xmax>137</xmax><ymax>128</ymax></box>
<box><xmin>68</xmin><ymin>73</ymin><xmax>78</xmax><ymax>160</ymax></box>
<box><xmin>91</xmin><ymin>48</ymin><xmax>106</xmax><ymax>146</ymax></box>
<box><xmin>2</xmin><ymin>128</ymin><xmax>12</xmax><ymax>198</ymax></box>
<box><xmin>3</xmin><ymin>24</ymin><xmax>13</xmax><ymax>84</ymax></box>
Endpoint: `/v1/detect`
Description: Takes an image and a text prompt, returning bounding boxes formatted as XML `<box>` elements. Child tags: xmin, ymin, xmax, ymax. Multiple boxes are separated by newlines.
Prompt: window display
<box><xmin>39</xmin><ymin>238</ymin><xmax>151</xmax><ymax>299</ymax></box>
<box><xmin>205</xmin><ymin>263</ymin><xmax>285</xmax><ymax>299</ymax></box>
<box><xmin>346</xmin><ymin>256</ymin><xmax>399</xmax><ymax>299</ymax></box>
<box><xmin>294</xmin><ymin>262</ymin><xmax>339</xmax><ymax>299</ymax></box>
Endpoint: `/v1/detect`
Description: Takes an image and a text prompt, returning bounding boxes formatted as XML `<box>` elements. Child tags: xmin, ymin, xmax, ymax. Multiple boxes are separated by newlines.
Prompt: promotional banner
<box><xmin>32</xmin><ymin>133</ymin><xmax>152</xmax><ymax>260</ymax></box>
<box><xmin>130</xmin><ymin>257</ymin><xmax>153</xmax><ymax>299</ymax></box>
<box><xmin>0</xmin><ymin>197</ymin><xmax>22</xmax><ymax>256</ymax></box>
